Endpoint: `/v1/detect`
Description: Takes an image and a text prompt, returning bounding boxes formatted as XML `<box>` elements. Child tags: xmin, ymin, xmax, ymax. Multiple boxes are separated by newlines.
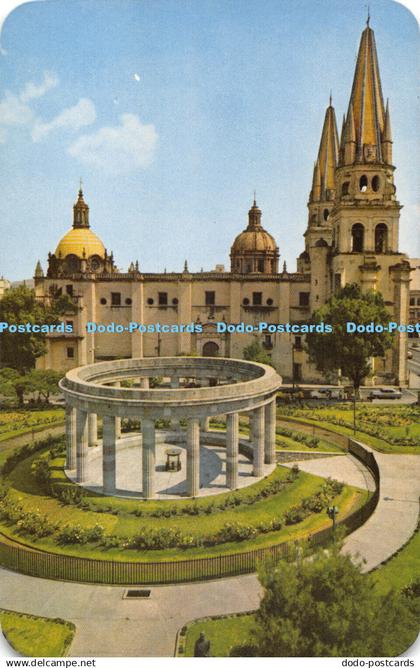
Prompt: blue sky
<box><xmin>0</xmin><ymin>0</ymin><xmax>418</xmax><ymax>280</ymax></box>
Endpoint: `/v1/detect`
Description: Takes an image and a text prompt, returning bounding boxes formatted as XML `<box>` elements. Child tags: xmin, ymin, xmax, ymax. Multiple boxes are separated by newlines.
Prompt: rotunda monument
<box><xmin>60</xmin><ymin>357</ymin><xmax>281</xmax><ymax>499</ymax></box>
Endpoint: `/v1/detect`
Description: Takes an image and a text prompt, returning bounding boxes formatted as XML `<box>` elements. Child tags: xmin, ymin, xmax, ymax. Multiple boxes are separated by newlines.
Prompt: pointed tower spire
<box><xmin>34</xmin><ymin>260</ymin><xmax>44</xmax><ymax>278</ymax></box>
<box><xmin>382</xmin><ymin>98</ymin><xmax>393</xmax><ymax>164</ymax></box>
<box><xmin>311</xmin><ymin>101</ymin><xmax>339</xmax><ymax>202</ymax></box>
<box><xmin>73</xmin><ymin>184</ymin><xmax>90</xmax><ymax>229</ymax></box>
<box><xmin>347</xmin><ymin>21</ymin><xmax>386</xmax><ymax>162</ymax></box>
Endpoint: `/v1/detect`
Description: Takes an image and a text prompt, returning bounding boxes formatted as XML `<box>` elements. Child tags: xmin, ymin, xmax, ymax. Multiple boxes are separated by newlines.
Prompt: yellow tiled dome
<box><xmin>55</xmin><ymin>228</ymin><xmax>106</xmax><ymax>258</ymax></box>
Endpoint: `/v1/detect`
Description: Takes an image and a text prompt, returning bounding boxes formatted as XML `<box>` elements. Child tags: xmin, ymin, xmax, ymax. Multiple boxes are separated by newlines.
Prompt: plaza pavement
<box><xmin>0</xmin><ymin>449</ymin><xmax>419</xmax><ymax>655</ymax></box>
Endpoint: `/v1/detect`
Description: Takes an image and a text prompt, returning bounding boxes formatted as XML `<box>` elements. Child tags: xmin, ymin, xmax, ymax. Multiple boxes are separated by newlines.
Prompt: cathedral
<box><xmin>34</xmin><ymin>20</ymin><xmax>411</xmax><ymax>386</ymax></box>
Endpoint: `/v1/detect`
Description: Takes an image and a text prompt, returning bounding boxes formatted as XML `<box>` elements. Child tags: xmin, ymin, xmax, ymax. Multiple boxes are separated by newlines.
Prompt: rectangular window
<box><xmin>158</xmin><ymin>292</ymin><xmax>168</xmax><ymax>306</ymax></box>
<box><xmin>293</xmin><ymin>362</ymin><xmax>302</xmax><ymax>382</ymax></box>
<box><xmin>205</xmin><ymin>291</ymin><xmax>215</xmax><ymax>306</ymax></box>
<box><xmin>66</xmin><ymin>347</ymin><xmax>75</xmax><ymax>359</ymax></box>
<box><xmin>257</xmin><ymin>259</ymin><xmax>264</xmax><ymax>272</ymax></box>
<box><xmin>299</xmin><ymin>292</ymin><xmax>310</xmax><ymax>307</ymax></box>
<box><xmin>334</xmin><ymin>274</ymin><xmax>342</xmax><ymax>293</ymax></box>
<box><xmin>66</xmin><ymin>320</ymin><xmax>74</xmax><ymax>329</ymax></box>
<box><xmin>295</xmin><ymin>336</ymin><xmax>302</xmax><ymax>350</ymax></box>
<box><xmin>111</xmin><ymin>292</ymin><xmax>121</xmax><ymax>306</ymax></box>
<box><xmin>263</xmin><ymin>334</ymin><xmax>273</xmax><ymax>349</ymax></box>
<box><xmin>252</xmin><ymin>292</ymin><xmax>262</xmax><ymax>306</ymax></box>
<box><xmin>66</xmin><ymin>284</ymin><xmax>73</xmax><ymax>296</ymax></box>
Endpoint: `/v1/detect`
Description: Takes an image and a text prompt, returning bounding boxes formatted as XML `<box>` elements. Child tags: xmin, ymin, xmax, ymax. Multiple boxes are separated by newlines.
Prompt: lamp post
<box><xmin>327</xmin><ymin>505</ymin><xmax>339</xmax><ymax>535</ymax></box>
<box><xmin>292</xmin><ymin>343</ymin><xmax>296</xmax><ymax>391</ymax></box>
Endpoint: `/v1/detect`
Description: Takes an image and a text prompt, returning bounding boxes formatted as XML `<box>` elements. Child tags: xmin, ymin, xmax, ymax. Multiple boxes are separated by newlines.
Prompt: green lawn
<box><xmin>182</xmin><ymin>613</ymin><xmax>256</xmax><ymax>657</ymax></box>
<box><xmin>275</xmin><ymin>432</ymin><xmax>343</xmax><ymax>453</ymax></box>
<box><xmin>371</xmin><ymin>527</ymin><xmax>420</xmax><ymax>595</ymax></box>
<box><xmin>0</xmin><ymin>609</ymin><xmax>75</xmax><ymax>657</ymax></box>
<box><xmin>0</xmin><ymin>446</ymin><xmax>368</xmax><ymax>561</ymax></box>
<box><xmin>278</xmin><ymin>406</ymin><xmax>420</xmax><ymax>454</ymax></box>
<box><xmin>0</xmin><ymin>409</ymin><xmax>64</xmax><ymax>443</ymax></box>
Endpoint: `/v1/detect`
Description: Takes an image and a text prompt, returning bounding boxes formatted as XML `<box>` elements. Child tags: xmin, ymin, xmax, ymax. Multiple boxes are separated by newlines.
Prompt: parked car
<box><xmin>310</xmin><ymin>388</ymin><xmax>345</xmax><ymax>400</ymax></box>
<box><xmin>367</xmin><ymin>388</ymin><xmax>402</xmax><ymax>400</ymax></box>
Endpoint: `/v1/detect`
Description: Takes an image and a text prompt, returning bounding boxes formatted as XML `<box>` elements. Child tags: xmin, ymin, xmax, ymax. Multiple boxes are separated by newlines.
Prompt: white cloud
<box><xmin>0</xmin><ymin>90</ymin><xmax>33</xmax><ymax>125</ymax></box>
<box><xmin>20</xmin><ymin>71</ymin><xmax>58</xmax><ymax>102</ymax></box>
<box><xmin>67</xmin><ymin>113</ymin><xmax>158</xmax><ymax>173</ymax></box>
<box><xmin>0</xmin><ymin>71</ymin><xmax>58</xmax><ymax>131</ymax></box>
<box><xmin>133</xmin><ymin>73</ymin><xmax>141</xmax><ymax>82</ymax></box>
<box><xmin>31</xmin><ymin>98</ymin><xmax>96</xmax><ymax>142</ymax></box>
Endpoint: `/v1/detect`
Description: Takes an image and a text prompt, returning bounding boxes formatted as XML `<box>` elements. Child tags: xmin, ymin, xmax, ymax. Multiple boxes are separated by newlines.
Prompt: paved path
<box><xmin>1</xmin><ymin>442</ymin><xmax>419</xmax><ymax>655</ymax></box>
<box><xmin>0</xmin><ymin>423</ymin><xmax>64</xmax><ymax>453</ymax></box>
<box><xmin>283</xmin><ymin>453</ymin><xmax>376</xmax><ymax>492</ymax></box>
<box><xmin>342</xmin><ymin>452</ymin><xmax>420</xmax><ymax>571</ymax></box>
<box><xmin>0</xmin><ymin>570</ymin><xmax>261</xmax><ymax>657</ymax></box>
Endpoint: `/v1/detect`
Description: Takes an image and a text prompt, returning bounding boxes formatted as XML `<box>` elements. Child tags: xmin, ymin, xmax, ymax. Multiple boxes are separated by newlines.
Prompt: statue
<box><xmin>194</xmin><ymin>632</ymin><xmax>211</xmax><ymax>657</ymax></box>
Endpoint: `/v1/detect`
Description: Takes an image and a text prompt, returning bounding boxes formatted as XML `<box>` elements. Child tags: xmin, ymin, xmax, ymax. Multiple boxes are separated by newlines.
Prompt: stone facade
<box><xmin>34</xmin><ymin>21</ymin><xmax>411</xmax><ymax>386</ymax></box>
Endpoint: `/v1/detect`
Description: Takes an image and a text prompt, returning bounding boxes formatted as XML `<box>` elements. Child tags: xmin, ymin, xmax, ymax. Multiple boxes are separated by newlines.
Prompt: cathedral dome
<box><xmin>230</xmin><ymin>199</ymin><xmax>279</xmax><ymax>274</ymax></box>
<box><xmin>231</xmin><ymin>228</ymin><xmax>277</xmax><ymax>253</ymax></box>
<box><xmin>55</xmin><ymin>227</ymin><xmax>106</xmax><ymax>259</ymax></box>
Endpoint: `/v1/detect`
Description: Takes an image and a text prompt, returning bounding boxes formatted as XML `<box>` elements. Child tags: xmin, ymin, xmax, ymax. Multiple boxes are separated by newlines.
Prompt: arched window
<box><xmin>351</xmin><ymin>224</ymin><xmax>364</xmax><ymax>252</ymax></box>
<box><xmin>359</xmin><ymin>175</ymin><xmax>368</xmax><ymax>192</ymax></box>
<box><xmin>372</xmin><ymin>175</ymin><xmax>380</xmax><ymax>192</ymax></box>
<box><xmin>323</xmin><ymin>208</ymin><xmax>329</xmax><ymax>221</ymax></box>
<box><xmin>375</xmin><ymin>223</ymin><xmax>388</xmax><ymax>253</ymax></box>
<box><xmin>342</xmin><ymin>181</ymin><xmax>350</xmax><ymax>196</ymax></box>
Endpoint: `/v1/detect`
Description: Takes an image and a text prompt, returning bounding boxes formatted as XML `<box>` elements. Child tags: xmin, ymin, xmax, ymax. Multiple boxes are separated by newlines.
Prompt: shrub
<box><xmin>56</xmin><ymin>523</ymin><xmax>105</xmax><ymax>545</ymax></box>
<box><xmin>16</xmin><ymin>511</ymin><xmax>56</xmax><ymax>537</ymax></box>
<box><xmin>32</xmin><ymin>457</ymin><xmax>51</xmax><ymax>488</ymax></box>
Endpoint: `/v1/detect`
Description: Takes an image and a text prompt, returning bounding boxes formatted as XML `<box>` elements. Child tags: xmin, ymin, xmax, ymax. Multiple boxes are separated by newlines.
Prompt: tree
<box><xmin>27</xmin><ymin>369</ymin><xmax>62</xmax><ymax>403</ymax></box>
<box><xmin>0</xmin><ymin>285</ymin><xmax>73</xmax><ymax>372</ymax></box>
<box><xmin>231</xmin><ymin>543</ymin><xmax>418</xmax><ymax>657</ymax></box>
<box><xmin>0</xmin><ymin>368</ymin><xmax>32</xmax><ymax>406</ymax></box>
<box><xmin>305</xmin><ymin>284</ymin><xmax>393</xmax><ymax>393</ymax></box>
<box><xmin>243</xmin><ymin>340</ymin><xmax>273</xmax><ymax>366</ymax></box>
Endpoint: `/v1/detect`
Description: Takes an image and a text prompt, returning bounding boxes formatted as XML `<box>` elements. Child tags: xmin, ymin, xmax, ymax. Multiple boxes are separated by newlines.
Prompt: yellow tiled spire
<box><xmin>310</xmin><ymin>100</ymin><xmax>339</xmax><ymax>202</ymax></box>
<box><xmin>346</xmin><ymin>21</ymin><xmax>387</xmax><ymax>163</ymax></box>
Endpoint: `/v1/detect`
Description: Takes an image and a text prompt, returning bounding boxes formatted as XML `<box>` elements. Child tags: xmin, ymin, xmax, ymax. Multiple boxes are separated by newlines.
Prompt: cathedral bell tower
<box><xmin>300</xmin><ymin>98</ymin><xmax>339</xmax><ymax>310</ymax></box>
<box><xmin>331</xmin><ymin>19</ymin><xmax>400</xmax><ymax>265</ymax></box>
<box><xmin>329</xmin><ymin>19</ymin><xmax>410</xmax><ymax>384</ymax></box>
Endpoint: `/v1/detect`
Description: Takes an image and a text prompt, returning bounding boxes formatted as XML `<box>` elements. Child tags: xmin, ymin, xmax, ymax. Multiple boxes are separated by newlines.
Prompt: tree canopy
<box><xmin>0</xmin><ymin>285</ymin><xmax>73</xmax><ymax>372</ymax></box>
<box><xmin>231</xmin><ymin>542</ymin><xmax>419</xmax><ymax>657</ymax></box>
<box><xmin>305</xmin><ymin>284</ymin><xmax>393</xmax><ymax>389</ymax></box>
<box><xmin>243</xmin><ymin>340</ymin><xmax>273</xmax><ymax>366</ymax></box>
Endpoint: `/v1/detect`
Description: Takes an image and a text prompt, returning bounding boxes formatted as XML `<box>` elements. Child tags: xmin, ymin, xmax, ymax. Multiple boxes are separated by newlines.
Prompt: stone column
<box><xmin>115</xmin><ymin>417</ymin><xmax>122</xmax><ymax>439</ymax></box>
<box><xmin>226</xmin><ymin>412</ymin><xmax>239</xmax><ymax>489</ymax></box>
<box><xmin>102</xmin><ymin>415</ymin><xmax>117</xmax><ymax>494</ymax></box>
<box><xmin>264</xmin><ymin>399</ymin><xmax>276</xmax><ymax>464</ymax></box>
<box><xmin>142</xmin><ymin>418</ymin><xmax>156</xmax><ymax>499</ymax></box>
<box><xmin>65</xmin><ymin>405</ymin><xmax>76</xmax><ymax>469</ymax></box>
<box><xmin>76</xmin><ymin>409</ymin><xmax>89</xmax><ymax>483</ymax></box>
<box><xmin>187</xmin><ymin>418</ymin><xmax>200</xmax><ymax>496</ymax></box>
<box><xmin>200</xmin><ymin>416</ymin><xmax>210</xmax><ymax>432</ymax></box>
<box><xmin>170</xmin><ymin>378</ymin><xmax>179</xmax><ymax>430</ymax></box>
<box><xmin>88</xmin><ymin>412</ymin><xmax>98</xmax><ymax>447</ymax></box>
<box><xmin>252</xmin><ymin>406</ymin><xmax>265</xmax><ymax>477</ymax></box>
<box><xmin>113</xmin><ymin>382</ymin><xmax>122</xmax><ymax>438</ymax></box>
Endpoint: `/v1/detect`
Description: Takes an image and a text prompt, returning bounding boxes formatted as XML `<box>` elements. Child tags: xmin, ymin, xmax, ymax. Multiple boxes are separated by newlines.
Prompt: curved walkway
<box><xmin>1</xmin><ymin>438</ymin><xmax>420</xmax><ymax>655</ymax></box>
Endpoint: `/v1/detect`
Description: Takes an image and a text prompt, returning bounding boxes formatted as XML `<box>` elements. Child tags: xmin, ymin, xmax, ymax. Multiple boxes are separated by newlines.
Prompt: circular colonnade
<box><xmin>59</xmin><ymin>357</ymin><xmax>282</xmax><ymax>499</ymax></box>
